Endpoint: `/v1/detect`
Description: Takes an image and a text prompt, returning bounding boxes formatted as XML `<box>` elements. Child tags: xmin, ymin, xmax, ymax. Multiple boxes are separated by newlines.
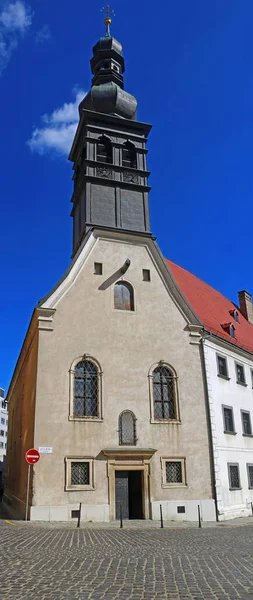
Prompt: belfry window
<box><xmin>152</xmin><ymin>365</ymin><xmax>177</xmax><ymax>420</ymax></box>
<box><xmin>97</xmin><ymin>136</ymin><xmax>112</xmax><ymax>164</ymax></box>
<box><xmin>119</xmin><ymin>411</ymin><xmax>137</xmax><ymax>445</ymax></box>
<box><xmin>114</xmin><ymin>281</ymin><xmax>134</xmax><ymax>311</ymax></box>
<box><xmin>122</xmin><ymin>141</ymin><xmax>137</xmax><ymax>169</ymax></box>
<box><xmin>74</xmin><ymin>360</ymin><xmax>98</xmax><ymax>417</ymax></box>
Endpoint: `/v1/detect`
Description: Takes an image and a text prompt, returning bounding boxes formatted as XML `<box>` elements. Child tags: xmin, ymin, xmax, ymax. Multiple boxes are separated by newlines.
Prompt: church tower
<box><xmin>69</xmin><ymin>11</ymin><xmax>152</xmax><ymax>256</ymax></box>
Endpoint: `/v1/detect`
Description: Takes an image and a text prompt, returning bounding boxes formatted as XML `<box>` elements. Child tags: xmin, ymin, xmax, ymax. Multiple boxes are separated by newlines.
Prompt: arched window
<box><xmin>153</xmin><ymin>365</ymin><xmax>177</xmax><ymax>420</ymax></box>
<box><xmin>114</xmin><ymin>281</ymin><xmax>134</xmax><ymax>311</ymax></box>
<box><xmin>122</xmin><ymin>141</ymin><xmax>137</xmax><ymax>169</ymax></box>
<box><xmin>97</xmin><ymin>136</ymin><xmax>112</xmax><ymax>164</ymax></box>
<box><xmin>119</xmin><ymin>411</ymin><xmax>137</xmax><ymax>445</ymax></box>
<box><xmin>74</xmin><ymin>360</ymin><xmax>98</xmax><ymax>417</ymax></box>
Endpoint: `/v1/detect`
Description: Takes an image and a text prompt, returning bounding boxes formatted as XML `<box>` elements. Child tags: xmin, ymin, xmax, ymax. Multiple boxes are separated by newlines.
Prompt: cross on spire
<box><xmin>101</xmin><ymin>5</ymin><xmax>115</xmax><ymax>36</ymax></box>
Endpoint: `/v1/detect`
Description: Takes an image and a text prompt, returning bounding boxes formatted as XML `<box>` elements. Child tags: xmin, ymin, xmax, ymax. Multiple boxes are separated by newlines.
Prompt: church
<box><xmin>5</xmin><ymin>15</ymin><xmax>252</xmax><ymax>523</ymax></box>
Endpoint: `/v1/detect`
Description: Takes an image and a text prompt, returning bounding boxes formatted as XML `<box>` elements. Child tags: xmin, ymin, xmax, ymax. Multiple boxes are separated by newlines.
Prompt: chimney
<box><xmin>238</xmin><ymin>290</ymin><xmax>253</xmax><ymax>324</ymax></box>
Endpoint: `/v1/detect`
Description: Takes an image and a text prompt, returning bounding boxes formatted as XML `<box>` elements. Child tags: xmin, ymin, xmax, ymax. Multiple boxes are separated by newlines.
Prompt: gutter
<box><xmin>200</xmin><ymin>335</ymin><xmax>219</xmax><ymax>521</ymax></box>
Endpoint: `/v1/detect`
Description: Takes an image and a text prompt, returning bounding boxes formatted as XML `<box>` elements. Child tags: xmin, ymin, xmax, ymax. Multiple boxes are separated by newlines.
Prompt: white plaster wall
<box><xmin>204</xmin><ymin>339</ymin><xmax>253</xmax><ymax>520</ymax></box>
<box><xmin>31</xmin><ymin>234</ymin><xmax>214</xmax><ymax>521</ymax></box>
<box><xmin>0</xmin><ymin>401</ymin><xmax>8</xmax><ymax>462</ymax></box>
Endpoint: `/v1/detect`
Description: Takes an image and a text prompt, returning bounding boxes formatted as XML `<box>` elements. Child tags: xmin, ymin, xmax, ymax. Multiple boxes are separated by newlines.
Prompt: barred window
<box><xmin>223</xmin><ymin>406</ymin><xmax>235</xmax><ymax>433</ymax></box>
<box><xmin>71</xmin><ymin>462</ymin><xmax>90</xmax><ymax>486</ymax></box>
<box><xmin>114</xmin><ymin>281</ymin><xmax>134</xmax><ymax>311</ymax></box>
<box><xmin>122</xmin><ymin>141</ymin><xmax>137</xmax><ymax>169</ymax></box>
<box><xmin>166</xmin><ymin>461</ymin><xmax>182</xmax><ymax>483</ymax></box>
<box><xmin>74</xmin><ymin>360</ymin><xmax>98</xmax><ymax>417</ymax></box>
<box><xmin>97</xmin><ymin>136</ymin><xmax>112</xmax><ymax>164</ymax></box>
<box><xmin>119</xmin><ymin>411</ymin><xmax>137</xmax><ymax>446</ymax></box>
<box><xmin>247</xmin><ymin>464</ymin><xmax>253</xmax><ymax>489</ymax></box>
<box><xmin>153</xmin><ymin>366</ymin><xmax>177</xmax><ymax>420</ymax></box>
<box><xmin>228</xmin><ymin>464</ymin><xmax>240</xmax><ymax>489</ymax></box>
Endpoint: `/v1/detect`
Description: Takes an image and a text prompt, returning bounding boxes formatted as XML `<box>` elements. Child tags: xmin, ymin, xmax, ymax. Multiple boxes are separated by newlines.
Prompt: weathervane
<box><xmin>101</xmin><ymin>5</ymin><xmax>115</xmax><ymax>36</ymax></box>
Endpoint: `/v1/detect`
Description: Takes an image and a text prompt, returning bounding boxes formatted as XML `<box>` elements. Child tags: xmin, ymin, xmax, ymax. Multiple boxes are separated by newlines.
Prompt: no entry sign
<box><xmin>25</xmin><ymin>449</ymin><xmax>40</xmax><ymax>464</ymax></box>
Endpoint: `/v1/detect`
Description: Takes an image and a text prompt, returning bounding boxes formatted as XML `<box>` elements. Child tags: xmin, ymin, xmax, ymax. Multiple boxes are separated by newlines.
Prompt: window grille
<box><xmin>217</xmin><ymin>356</ymin><xmax>228</xmax><ymax>378</ymax></box>
<box><xmin>236</xmin><ymin>364</ymin><xmax>246</xmax><ymax>384</ymax></box>
<box><xmin>114</xmin><ymin>282</ymin><xmax>134</xmax><ymax>311</ymax></box>
<box><xmin>223</xmin><ymin>407</ymin><xmax>235</xmax><ymax>433</ymax></box>
<box><xmin>153</xmin><ymin>366</ymin><xmax>176</xmax><ymax>420</ymax></box>
<box><xmin>166</xmin><ymin>461</ymin><xmax>182</xmax><ymax>483</ymax></box>
<box><xmin>242</xmin><ymin>411</ymin><xmax>252</xmax><ymax>435</ymax></box>
<box><xmin>247</xmin><ymin>465</ymin><xmax>253</xmax><ymax>489</ymax></box>
<box><xmin>71</xmin><ymin>462</ymin><xmax>90</xmax><ymax>486</ymax></box>
<box><xmin>229</xmin><ymin>464</ymin><xmax>240</xmax><ymax>489</ymax></box>
<box><xmin>122</xmin><ymin>141</ymin><xmax>137</xmax><ymax>169</ymax></box>
<box><xmin>119</xmin><ymin>411</ymin><xmax>137</xmax><ymax>445</ymax></box>
<box><xmin>74</xmin><ymin>360</ymin><xmax>98</xmax><ymax>417</ymax></box>
<box><xmin>97</xmin><ymin>136</ymin><xmax>112</xmax><ymax>164</ymax></box>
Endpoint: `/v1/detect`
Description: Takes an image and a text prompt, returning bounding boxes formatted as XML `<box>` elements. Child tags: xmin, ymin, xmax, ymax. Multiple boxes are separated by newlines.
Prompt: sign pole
<box><xmin>25</xmin><ymin>463</ymin><xmax>31</xmax><ymax>521</ymax></box>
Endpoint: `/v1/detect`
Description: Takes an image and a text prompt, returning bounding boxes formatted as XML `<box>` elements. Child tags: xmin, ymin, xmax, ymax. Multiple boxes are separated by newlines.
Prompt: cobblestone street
<box><xmin>0</xmin><ymin>518</ymin><xmax>253</xmax><ymax>600</ymax></box>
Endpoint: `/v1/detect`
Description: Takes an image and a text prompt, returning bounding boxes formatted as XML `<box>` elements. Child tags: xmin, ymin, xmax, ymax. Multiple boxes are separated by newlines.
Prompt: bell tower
<box><xmin>69</xmin><ymin>8</ymin><xmax>152</xmax><ymax>257</ymax></box>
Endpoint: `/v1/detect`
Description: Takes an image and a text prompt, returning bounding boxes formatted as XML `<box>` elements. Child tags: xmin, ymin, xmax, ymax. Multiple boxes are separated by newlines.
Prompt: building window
<box><xmin>119</xmin><ymin>411</ymin><xmax>137</xmax><ymax>446</ymax></box>
<box><xmin>1</xmin><ymin>418</ymin><xmax>4</xmax><ymax>425</ymax></box>
<box><xmin>65</xmin><ymin>458</ymin><xmax>94</xmax><ymax>491</ymax></box>
<box><xmin>247</xmin><ymin>464</ymin><xmax>253</xmax><ymax>489</ymax></box>
<box><xmin>241</xmin><ymin>411</ymin><xmax>252</xmax><ymax>436</ymax></box>
<box><xmin>222</xmin><ymin>406</ymin><xmax>235</xmax><ymax>434</ymax></box>
<box><xmin>0</xmin><ymin>430</ymin><xmax>4</xmax><ymax>437</ymax></box>
<box><xmin>94</xmin><ymin>262</ymin><xmax>103</xmax><ymax>275</ymax></box>
<box><xmin>97</xmin><ymin>136</ymin><xmax>112</xmax><ymax>164</ymax></box>
<box><xmin>161</xmin><ymin>458</ymin><xmax>186</xmax><ymax>488</ymax></box>
<box><xmin>143</xmin><ymin>269</ymin><xmax>151</xmax><ymax>282</ymax></box>
<box><xmin>228</xmin><ymin>464</ymin><xmax>241</xmax><ymax>490</ymax></box>
<box><xmin>152</xmin><ymin>365</ymin><xmax>178</xmax><ymax>421</ymax></box>
<box><xmin>73</xmin><ymin>360</ymin><xmax>99</xmax><ymax>418</ymax></box>
<box><xmin>235</xmin><ymin>363</ymin><xmax>246</xmax><ymax>385</ymax></box>
<box><xmin>229</xmin><ymin>309</ymin><xmax>239</xmax><ymax>322</ymax></box>
<box><xmin>0</xmin><ymin>389</ymin><xmax>4</xmax><ymax>398</ymax></box>
<box><xmin>217</xmin><ymin>355</ymin><xmax>229</xmax><ymax>379</ymax></box>
<box><xmin>114</xmin><ymin>281</ymin><xmax>134</xmax><ymax>311</ymax></box>
<box><xmin>122</xmin><ymin>141</ymin><xmax>137</xmax><ymax>169</ymax></box>
<box><xmin>0</xmin><ymin>442</ymin><xmax>3</xmax><ymax>449</ymax></box>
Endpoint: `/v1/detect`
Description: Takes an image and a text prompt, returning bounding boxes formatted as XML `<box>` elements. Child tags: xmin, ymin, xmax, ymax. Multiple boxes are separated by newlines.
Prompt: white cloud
<box><xmin>0</xmin><ymin>1</ymin><xmax>32</xmax><ymax>74</ymax></box>
<box><xmin>35</xmin><ymin>24</ymin><xmax>51</xmax><ymax>45</ymax></box>
<box><xmin>27</xmin><ymin>90</ymin><xmax>85</xmax><ymax>156</ymax></box>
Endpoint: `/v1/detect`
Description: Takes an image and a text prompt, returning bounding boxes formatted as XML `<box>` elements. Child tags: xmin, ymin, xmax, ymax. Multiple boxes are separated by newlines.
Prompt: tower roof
<box><xmin>79</xmin><ymin>11</ymin><xmax>137</xmax><ymax>120</ymax></box>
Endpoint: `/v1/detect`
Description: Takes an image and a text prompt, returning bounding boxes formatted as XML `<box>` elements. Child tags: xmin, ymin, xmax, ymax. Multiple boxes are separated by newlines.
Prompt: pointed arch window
<box><xmin>119</xmin><ymin>411</ymin><xmax>137</xmax><ymax>445</ymax></box>
<box><xmin>114</xmin><ymin>281</ymin><xmax>134</xmax><ymax>311</ymax></box>
<box><xmin>97</xmin><ymin>136</ymin><xmax>112</xmax><ymax>164</ymax></box>
<box><xmin>122</xmin><ymin>141</ymin><xmax>137</xmax><ymax>169</ymax></box>
<box><xmin>73</xmin><ymin>359</ymin><xmax>99</xmax><ymax>417</ymax></box>
<box><xmin>152</xmin><ymin>365</ymin><xmax>178</xmax><ymax>421</ymax></box>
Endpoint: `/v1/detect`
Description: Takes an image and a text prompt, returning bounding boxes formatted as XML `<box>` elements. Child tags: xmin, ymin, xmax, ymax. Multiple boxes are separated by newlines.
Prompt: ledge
<box><xmin>103</xmin><ymin>447</ymin><xmax>157</xmax><ymax>460</ymax></box>
<box><xmin>224</xmin><ymin>431</ymin><xmax>237</xmax><ymax>435</ymax></box>
<box><xmin>217</xmin><ymin>374</ymin><xmax>230</xmax><ymax>381</ymax></box>
<box><xmin>242</xmin><ymin>433</ymin><xmax>253</xmax><ymax>438</ymax></box>
<box><xmin>236</xmin><ymin>381</ymin><xmax>247</xmax><ymax>387</ymax></box>
<box><xmin>229</xmin><ymin>487</ymin><xmax>242</xmax><ymax>491</ymax></box>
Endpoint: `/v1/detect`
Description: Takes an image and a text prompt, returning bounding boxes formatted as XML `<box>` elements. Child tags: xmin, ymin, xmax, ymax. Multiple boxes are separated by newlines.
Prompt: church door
<box><xmin>115</xmin><ymin>470</ymin><xmax>143</xmax><ymax>520</ymax></box>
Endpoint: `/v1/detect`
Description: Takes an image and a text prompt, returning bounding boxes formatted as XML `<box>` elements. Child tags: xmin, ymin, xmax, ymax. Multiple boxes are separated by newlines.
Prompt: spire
<box><xmin>78</xmin><ymin>7</ymin><xmax>137</xmax><ymax>120</ymax></box>
<box><xmin>101</xmin><ymin>5</ymin><xmax>115</xmax><ymax>37</ymax></box>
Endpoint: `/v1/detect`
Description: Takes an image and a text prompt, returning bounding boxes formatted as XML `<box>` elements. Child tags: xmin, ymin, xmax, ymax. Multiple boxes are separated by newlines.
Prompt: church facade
<box><xmin>4</xmin><ymin>20</ymin><xmax>218</xmax><ymax>522</ymax></box>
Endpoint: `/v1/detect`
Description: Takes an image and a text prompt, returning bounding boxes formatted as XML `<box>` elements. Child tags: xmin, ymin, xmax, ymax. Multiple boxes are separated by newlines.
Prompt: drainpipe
<box><xmin>200</xmin><ymin>335</ymin><xmax>219</xmax><ymax>521</ymax></box>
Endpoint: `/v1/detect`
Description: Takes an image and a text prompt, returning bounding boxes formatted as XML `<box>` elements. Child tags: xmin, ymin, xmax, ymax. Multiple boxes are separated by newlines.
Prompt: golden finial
<box><xmin>101</xmin><ymin>5</ymin><xmax>115</xmax><ymax>36</ymax></box>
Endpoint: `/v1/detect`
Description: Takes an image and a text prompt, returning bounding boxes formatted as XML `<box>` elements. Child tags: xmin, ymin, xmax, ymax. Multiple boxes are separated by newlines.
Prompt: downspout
<box><xmin>200</xmin><ymin>335</ymin><xmax>219</xmax><ymax>521</ymax></box>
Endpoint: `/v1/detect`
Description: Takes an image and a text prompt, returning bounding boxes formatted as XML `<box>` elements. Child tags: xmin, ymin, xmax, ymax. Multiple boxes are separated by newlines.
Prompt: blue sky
<box><xmin>0</xmin><ymin>0</ymin><xmax>253</xmax><ymax>392</ymax></box>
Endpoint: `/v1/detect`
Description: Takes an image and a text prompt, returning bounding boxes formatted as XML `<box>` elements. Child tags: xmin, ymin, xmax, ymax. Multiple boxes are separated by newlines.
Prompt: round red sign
<box><xmin>25</xmin><ymin>449</ymin><xmax>40</xmax><ymax>464</ymax></box>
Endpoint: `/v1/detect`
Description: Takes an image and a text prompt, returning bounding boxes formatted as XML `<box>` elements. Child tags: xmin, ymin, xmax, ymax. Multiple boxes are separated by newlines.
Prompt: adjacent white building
<box><xmin>169</xmin><ymin>260</ymin><xmax>253</xmax><ymax>521</ymax></box>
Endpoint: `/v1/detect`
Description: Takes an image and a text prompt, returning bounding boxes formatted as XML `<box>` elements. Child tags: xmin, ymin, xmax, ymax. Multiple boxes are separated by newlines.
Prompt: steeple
<box><xmin>69</xmin><ymin>10</ymin><xmax>152</xmax><ymax>257</ymax></box>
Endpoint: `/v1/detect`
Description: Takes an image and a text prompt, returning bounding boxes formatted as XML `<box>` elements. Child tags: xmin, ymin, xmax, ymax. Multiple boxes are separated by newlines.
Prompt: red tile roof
<box><xmin>166</xmin><ymin>259</ymin><xmax>253</xmax><ymax>355</ymax></box>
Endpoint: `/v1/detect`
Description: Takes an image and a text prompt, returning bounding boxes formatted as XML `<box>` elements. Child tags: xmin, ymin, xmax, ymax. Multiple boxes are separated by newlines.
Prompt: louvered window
<box><xmin>122</xmin><ymin>141</ymin><xmax>137</xmax><ymax>169</ymax></box>
<box><xmin>97</xmin><ymin>136</ymin><xmax>112</xmax><ymax>164</ymax></box>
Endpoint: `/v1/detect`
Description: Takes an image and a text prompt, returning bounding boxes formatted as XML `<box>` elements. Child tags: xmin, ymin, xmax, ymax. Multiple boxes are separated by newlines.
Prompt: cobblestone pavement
<box><xmin>0</xmin><ymin>519</ymin><xmax>253</xmax><ymax>600</ymax></box>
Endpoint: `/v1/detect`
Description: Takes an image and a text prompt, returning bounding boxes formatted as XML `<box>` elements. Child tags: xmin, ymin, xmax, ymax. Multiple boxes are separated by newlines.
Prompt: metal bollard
<box><xmin>160</xmin><ymin>504</ymin><xmax>164</xmax><ymax>529</ymax></box>
<box><xmin>120</xmin><ymin>504</ymin><xmax>123</xmax><ymax>528</ymax></box>
<box><xmin>77</xmin><ymin>502</ymin><xmax>82</xmax><ymax>528</ymax></box>
<box><xmin>198</xmin><ymin>504</ymin><xmax>202</xmax><ymax>528</ymax></box>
